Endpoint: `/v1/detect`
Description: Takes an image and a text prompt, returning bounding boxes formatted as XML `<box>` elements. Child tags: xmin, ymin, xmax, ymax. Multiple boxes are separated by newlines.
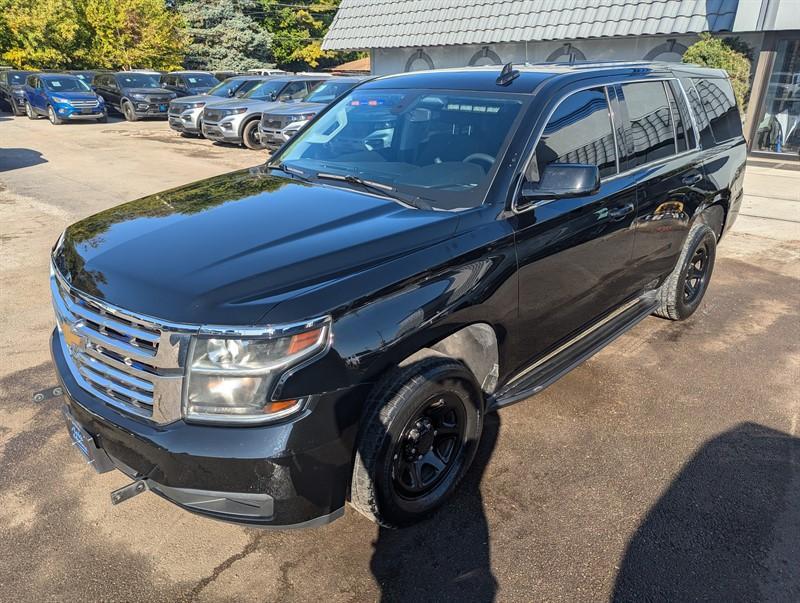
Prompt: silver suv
<box><xmin>201</xmin><ymin>75</ymin><xmax>329</xmax><ymax>149</ymax></box>
<box><xmin>167</xmin><ymin>76</ymin><xmax>270</xmax><ymax>137</ymax></box>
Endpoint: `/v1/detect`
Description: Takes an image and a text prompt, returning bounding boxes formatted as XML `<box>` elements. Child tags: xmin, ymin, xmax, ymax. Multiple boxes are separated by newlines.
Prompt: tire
<box><xmin>97</xmin><ymin>112</ymin><xmax>108</xmax><ymax>123</ymax></box>
<box><xmin>25</xmin><ymin>102</ymin><xmax>37</xmax><ymax>120</ymax></box>
<box><xmin>654</xmin><ymin>222</ymin><xmax>717</xmax><ymax>321</ymax></box>
<box><xmin>122</xmin><ymin>100</ymin><xmax>138</xmax><ymax>122</ymax></box>
<box><xmin>48</xmin><ymin>105</ymin><xmax>62</xmax><ymax>125</ymax></box>
<box><xmin>351</xmin><ymin>357</ymin><xmax>484</xmax><ymax>528</ymax></box>
<box><xmin>197</xmin><ymin>119</ymin><xmax>205</xmax><ymax>139</ymax></box>
<box><xmin>242</xmin><ymin>119</ymin><xmax>264</xmax><ymax>150</ymax></box>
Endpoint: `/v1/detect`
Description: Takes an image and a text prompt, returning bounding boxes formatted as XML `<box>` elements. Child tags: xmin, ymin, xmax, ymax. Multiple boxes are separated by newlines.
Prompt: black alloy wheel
<box><xmin>392</xmin><ymin>392</ymin><xmax>466</xmax><ymax>499</ymax></box>
<box><xmin>682</xmin><ymin>241</ymin><xmax>710</xmax><ymax>305</ymax></box>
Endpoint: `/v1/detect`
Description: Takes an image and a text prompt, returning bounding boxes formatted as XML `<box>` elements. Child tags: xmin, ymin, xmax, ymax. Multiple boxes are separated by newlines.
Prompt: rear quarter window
<box><xmin>690</xmin><ymin>77</ymin><xmax>742</xmax><ymax>144</ymax></box>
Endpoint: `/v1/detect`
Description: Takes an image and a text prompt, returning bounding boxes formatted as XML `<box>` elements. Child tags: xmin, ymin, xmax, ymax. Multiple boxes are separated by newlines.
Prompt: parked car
<box><xmin>246</xmin><ymin>68</ymin><xmax>288</xmax><ymax>76</ymax></box>
<box><xmin>0</xmin><ymin>69</ymin><xmax>34</xmax><ymax>115</ymax></box>
<box><xmin>50</xmin><ymin>62</ymin><xmax>745</xmax><ymax>529</ymax></box>
<box><xmin>160</xmin><ymin>71</ymin><xmax>219</xmax><ymax>97</ymax></box>
<box><xmin>212</xmin><ymin>71</ymin><xmax>242</xmax><ymax>82</ymax></box>
<box><xmin>201</xmin><ymin>75</ymin><xmax>327</xmax><ymax>149</ymax></box>
<box><xmin>23</xmin><ymin>73</ymin><xmax>106</xmax><ymax>124</ymax></box>
<box><xmin>93</xmin><ymin>72</ymin><xmax>175</xmax><ymax>121</ymax></box>
<box><xmin>168</xmin><ymin>75</ymin><xmax>272</xmax><ymax>137</ymax></box>
<box><xmin>66</xmin><ymin>70</ymin><xmax>104</xmax><ymax>85</ymax></box>
<box><xmin>259</xmin><ymin>76</ymin><xmax>367</xmax><ymax>149</ymax></box>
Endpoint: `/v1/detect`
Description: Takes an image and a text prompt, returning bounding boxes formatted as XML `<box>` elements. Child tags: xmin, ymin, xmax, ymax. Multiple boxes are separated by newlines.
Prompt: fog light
<box><xmin>221</xmin><ymin>122</ymin><xmax>232</xmax><ymax>130</ymax></box>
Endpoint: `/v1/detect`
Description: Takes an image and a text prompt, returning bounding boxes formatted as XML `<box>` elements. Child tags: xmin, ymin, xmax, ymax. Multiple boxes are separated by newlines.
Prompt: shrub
<box><xmin>683</xmin><ymin>33</ymin><xmax>752</xmax><ymax>112</ymax></box>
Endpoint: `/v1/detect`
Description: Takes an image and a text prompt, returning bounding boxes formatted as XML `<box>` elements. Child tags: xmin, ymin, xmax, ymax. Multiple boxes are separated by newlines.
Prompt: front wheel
<box><xmin>242</xmin><ymin>119</ymin><xmax>264</xmax><ymax>150</ymax></box>
<box><xmin>48</xmin><ymin>105</ymin><xmax>62</xmax><ymax>125</ymax></box>
<box><xmin>351</xmin><ymin>357</ymin><xmax>484</xmax><ymax>528</ymax></box>
<box><xmin>25</xmin><ymin>102</ymin><xmax>37</xmax><ymax>120</ymax></box>
<box><xmin>654</xmin><ymin>222</ymin><xmax>717</xmax><ymax>321</ymax></box>
<box><xmin>122</xmin><ymin>100</ymin><xmax>138</xmax><ymax>122</ymax></box>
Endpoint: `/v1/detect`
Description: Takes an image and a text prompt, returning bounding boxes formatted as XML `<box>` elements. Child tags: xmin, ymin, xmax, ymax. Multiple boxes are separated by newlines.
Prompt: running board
<box><xmin>489</xmin><ymin>295</ymin><xmax>658</xmax><ymax>409</ymax></box>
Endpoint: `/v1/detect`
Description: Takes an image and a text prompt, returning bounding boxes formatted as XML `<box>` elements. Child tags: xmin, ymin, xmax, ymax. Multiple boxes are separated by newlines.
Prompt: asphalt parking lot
<box><xmin>1</xmin><ymin>115</ymin><xmax>799</xmax><ymax>602</ymax></box>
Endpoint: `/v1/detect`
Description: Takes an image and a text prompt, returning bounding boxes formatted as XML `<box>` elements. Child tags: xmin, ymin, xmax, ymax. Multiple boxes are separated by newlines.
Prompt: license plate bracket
<box><xmin>63</xmin><ymin>407</ymin><xmax>115</xmax><ymax>473</ymax></box>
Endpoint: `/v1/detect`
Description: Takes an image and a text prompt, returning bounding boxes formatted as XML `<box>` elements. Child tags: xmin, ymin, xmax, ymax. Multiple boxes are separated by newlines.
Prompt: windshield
<box><xmin>244</xmin><ymin>80</ymin><xmax>284</xmax><ymax>100</ymax></box>
<box><xmin>185</xmin><ymin>74</ymin><xmax>218</xmax><ymax>88</ymax></box>
<box><xmin>209</xmin><ymin>78</ymin><xmax>250</xmax><ymax>97</ymax></box>
<box><xmin>9</xmin><ymin>72</ymin><xmax>28</xmax><ymax>85</ymax></box>
<box><xmin>305</xmin><ymin>81</ymin><xmax>359</xmax><ymax>104</ymax></box>
<box><xmin>44</xmin><ymin>77</ymin><xmax>91</xmax><ymax>92</ymax></box>
<box><xmin>117</xmin><ymin>74</ymin><xmax>160</xmax><ymax>88</ymax></box>
<box><xmin>274</xmin><ymin>88</ymin><xmax>526</xmax><ymax>210</ymax></box>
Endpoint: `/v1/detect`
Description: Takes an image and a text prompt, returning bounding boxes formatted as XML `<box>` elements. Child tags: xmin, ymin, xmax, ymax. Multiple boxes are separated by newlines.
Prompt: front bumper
<box><xmin>168</xmin><ymin>107</ymin><xmax>203</xmax><ymax>133</ymax></box>
<box><xmin>56</xmin><ymin>107</ymin><xmax>106</xmax><ymax>120</ymax></box>
<box><xmin>202</xmin><ymin>120</ymin><xmax>243</xmax><ymax>144</ymax></box>
<box><xmin>258</xmin><ymin>126</ymin><xmax>294</xmax><ymax>150</ymax></box>
<box><xmin>130</xmin><ymin>100</ymin><xmax>170</xmax><ymax>118</ymax></box>
<box><xmin>51</xmin><ymin>329</ymin><xmax>367</xmax><ymax>527</ymax></box>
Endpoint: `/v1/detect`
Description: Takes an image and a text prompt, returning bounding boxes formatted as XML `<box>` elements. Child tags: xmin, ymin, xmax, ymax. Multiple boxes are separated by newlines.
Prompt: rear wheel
<box><xmin>351</xmin><ymin>357</ymin><xmax>483</xmax><ymax>528</ymax></box>
<box><xmin>48</xmin><ymin>105</ymin><xmax>62</xmax><ymax>125</ymax></box>
<box><xmin>654</xmin><ymin>222</ymin><xmax>717</xmax><ymax>321</ymax></box>
<box><xmin>242</xmin><ymin>119</ymin><xmax>264</xmax><ymax>150</ymax></box>
<box><xmin>122</xmin><ymin>100</ymin><xmax>138</xmax><ymax>122</ymax></box>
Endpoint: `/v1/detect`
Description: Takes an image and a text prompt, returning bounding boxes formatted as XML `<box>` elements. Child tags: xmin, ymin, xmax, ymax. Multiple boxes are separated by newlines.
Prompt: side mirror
<box><xmin>521</xmin><ymin>163</ymin><xmax>600</xmax><ymax>201</ymax></box>
<box><xmin>227</xmin><ymin>88</ymin><xmax>235</xmax><ymax>97</ymax></box>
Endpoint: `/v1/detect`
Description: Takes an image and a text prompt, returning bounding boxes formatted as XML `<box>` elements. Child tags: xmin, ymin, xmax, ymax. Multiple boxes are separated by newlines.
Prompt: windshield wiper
<box><xmin>270</xmin><ymin>161</ymin><xmax>313</xmax><ymax>183</ymax></box>
<box><xmin>315</xmin><ymin>172</ymin><xmax>432</xmax><ymax>210</ymax></box>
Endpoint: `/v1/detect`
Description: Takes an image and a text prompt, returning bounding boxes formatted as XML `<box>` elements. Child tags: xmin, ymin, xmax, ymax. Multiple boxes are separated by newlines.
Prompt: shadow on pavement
<box><xmin>613</xmin><ymin>422</ymin><xmax>800</xmax><ymax>601</ymax></box>
<box><xmin>0</xmin><ymin>148</ymin><xmax>47</xmax><ymax>172</ymax></box>
<box><xmin>370</xmin><ymin>411</ymin><xmax>500</xmax><ymax>602</ymax></box>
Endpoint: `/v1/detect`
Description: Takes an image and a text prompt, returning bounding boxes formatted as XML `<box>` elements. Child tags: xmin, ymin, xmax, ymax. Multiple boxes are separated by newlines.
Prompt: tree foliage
<box><xmin>0</xmin><ymin>0</ymin><xmax>186</xmax><ymax>70</ymax></box>
<box><xmin>683</xmin><ymin>33</ymin><xmax>752</xmax><ymax>112</ymax></box>
<box><xmin>178</xmin><ymin>0</ymin><xmax>272</xmax><ymax>71</ymax></box>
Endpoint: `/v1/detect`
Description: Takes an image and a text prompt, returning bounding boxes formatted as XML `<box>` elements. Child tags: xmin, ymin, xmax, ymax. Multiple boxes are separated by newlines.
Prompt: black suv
<box><xmin>93</xmin><ymin>72</ymin><xmax>176</xmax><ymax>121</ymax></box>
<box><xmin>159</xmin><ymin>71</ymin><xmax>219</xmax><ymax>97</ymax></box>
<box><xmin>0</xmin><ymin>69</ymin><xmax>33</xmax><ymax>115</ymax></box>
<box><xmin>51</xmin><ymin>62</ymin><xmax>745</xmax><ymax>529</ymax></box>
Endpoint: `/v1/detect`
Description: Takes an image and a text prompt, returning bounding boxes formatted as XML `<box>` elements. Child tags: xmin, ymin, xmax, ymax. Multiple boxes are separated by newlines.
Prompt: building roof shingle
<box><xmin>322</xmin><ymin>0</ymin><xmax>739</xmax><ymax>50</ymax></box>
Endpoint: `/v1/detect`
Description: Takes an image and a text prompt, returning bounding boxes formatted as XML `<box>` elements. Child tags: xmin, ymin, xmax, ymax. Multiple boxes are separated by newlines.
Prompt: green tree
<box><xmin>683</xmin><ymin>33</ymin><xmax>752</xmax><ymax>112</ymax></box>
<box><xmin>262</xmin><ymin>0</ymin><xmax>357</xmax><ymax>71</ymax></box>
<box><xmin>178</xmin><ymin>0</ymin><xmax>272</xmax><ymax>71</ymax></box>
<box><xmin>83</xmin><ymin>0</ymin><xmax>187</xmax><ymax>70</ymax></box>
<box><xmin>0</xmin><ymin>0</ymin><xmax>89</xmax><ymax>69</ymax></box>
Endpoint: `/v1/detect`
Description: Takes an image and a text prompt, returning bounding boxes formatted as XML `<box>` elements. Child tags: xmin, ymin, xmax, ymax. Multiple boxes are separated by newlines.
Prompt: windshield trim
<box><xmin>270</xmin><ymin>87</ymin><xmax>531</xmax><ymax>211</ymax></box>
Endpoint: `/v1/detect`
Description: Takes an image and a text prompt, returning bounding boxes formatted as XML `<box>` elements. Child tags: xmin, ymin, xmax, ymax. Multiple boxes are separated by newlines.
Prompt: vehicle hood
<box><xmin>48</xmin><ymin>91</ymin><xmax>100</xmax><ymax>101</ymax></box>
<box><xmin>54</xmin><ymin>166</ymin><xmax>460</xmax><ymax>325</ymax></box>
<box><xmin>205</xmin><ymin>98</ymin><xmax>293</xmax><ymax>112</ymax></box>
<box><xmin>266</xmin><ymin>102</ymin><xmax>326</xmax><ymax>116</ymax></box>
<box><xmin>123</xmin><ymin>87</ymin><xmax>173</xmax><ymax>96</ymax></box>
<box><xmin>187</xmin><ymin>86</ymin><xmax>214</xmax><ymax>94</ymax></box>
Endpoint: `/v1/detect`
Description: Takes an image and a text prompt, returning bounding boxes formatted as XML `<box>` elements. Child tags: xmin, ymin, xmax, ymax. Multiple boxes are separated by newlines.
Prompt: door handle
<box><xmin>682</xmin><ymin>173</ymin><xmax>703</xmax><ymax>186</ymax></box>
<box><xmin>608</xmin><ymin>202</ymin><xmax>635</xmax><ymax>221</ymax></box>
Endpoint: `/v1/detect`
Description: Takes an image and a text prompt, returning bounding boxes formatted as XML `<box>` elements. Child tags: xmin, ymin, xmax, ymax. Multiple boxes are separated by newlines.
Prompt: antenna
<box><xmin>496</xmin><ymin>62</ymin><xmax>520</xmax><ymax>86</ymax></box>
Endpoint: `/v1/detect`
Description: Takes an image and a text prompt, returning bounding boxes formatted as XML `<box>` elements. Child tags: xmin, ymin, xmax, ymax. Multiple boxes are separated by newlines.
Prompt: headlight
<box><xmin>51</xmin><ymin>96</ymin><xmax>69</xmax><ymax>104</ymax></box>
<box><xmin>12</xmin><ymin>89</ymin><xmax>25</xmax><ymax>97</ymax></box>
<box><xmin>186</xmin><ymin>101</ymin><xmax>206</xmax><ymax>109</ymax></box>
<box><xmin>184</xmin><ymin>321</ymin><xmax>329</xmax><ymax>424</ymax></box>
<box><xmin>223</xmin><ymin>107</ymin><xmax>248</xmax><ymax>116</ymax></box>
<box><xmin>131</xmin><ymin>93</ymin><xmax>146</xmax><ymax>100</ymax></box>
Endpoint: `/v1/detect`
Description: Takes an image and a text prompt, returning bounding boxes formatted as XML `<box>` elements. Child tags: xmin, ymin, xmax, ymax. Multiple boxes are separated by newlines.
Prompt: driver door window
<box><xmin>528</xmin><ymin>87</ymin><xmax>617</xmax><ymax>183</ymax></box>
<box><xmin>279</xmin><ymin>82</ymin><xmax>307</xmax><ymax>101</ymax></box>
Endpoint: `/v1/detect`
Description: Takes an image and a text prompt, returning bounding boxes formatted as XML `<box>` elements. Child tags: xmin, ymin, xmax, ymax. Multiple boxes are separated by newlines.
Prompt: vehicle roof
<box><xmin>270</xmin><ymin>74</ymin><xmax>332</xmax><ymax>83</ymax></box>
<box><xmin>39</xmin><ymin>72</ymin><xmax>82</xmax><ymax>79</ymax></box>
<box><xmin>167</xmin><ymin>70</ymin><xmax>214</xmax><ymax>75</ymax></box>
<box><xmin>323</xmin><ymin>75</ymin><xmax>369</xmax><ymax>82</ymax></box>
<box><xmin>364</xmin><ymin>61</ymin><xmax>728</xmax><ymax>93</ymax></box>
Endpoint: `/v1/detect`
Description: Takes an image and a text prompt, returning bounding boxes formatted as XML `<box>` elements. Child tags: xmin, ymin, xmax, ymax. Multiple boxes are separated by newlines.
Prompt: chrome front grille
<box><xmin>147</xmin><ymin>95</ymin><xmax>171</xmax><ymax>104</ymax></box>
<box><xmin>51</xmin><ymin>267</ymin><xmax>189</xmax><ymax>424</ymax></box>
<box><xmin>69</xmin><ymin>99</ymin><xmax>100</xmax><ymax>108</ymax></box>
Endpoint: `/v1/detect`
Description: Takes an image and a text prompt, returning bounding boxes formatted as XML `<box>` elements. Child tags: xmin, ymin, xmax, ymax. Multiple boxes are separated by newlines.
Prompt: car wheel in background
<box><xmin>25</xmin><ymin>102</ymin><xmax>37</xmax><ymax>120</ymax></box>
<box><xmin>97</xmin><ymin>112</ymin><xmax>108</xmax><ymax>123</ymax></box>
<box><xmin>654</xmin><ymin>222</ymin><xmax>717</xmax><ymax>321</ymax></box>
<box><xmin>48</xmin><ymin>105</ymin><xmax>63</xmax><ymax>125</ymax></box>
<box><xmin>122</xmin><ymin>100</ymin><xmax>138</xmax><ymax>122</ymax></box>
<box><xmin>242</xmin><ymin>119</ymin><xmax>265</xmax><ymax>150</ymax></box>
<box><xmin>351</xmin><ymin>357</ymin><xmax>484</xmax><ymax>528</ymax></box>
<box><xmin>197</xmin><ymin>119</ymin><xmax>205</xmax><ymax>139</ymax></box>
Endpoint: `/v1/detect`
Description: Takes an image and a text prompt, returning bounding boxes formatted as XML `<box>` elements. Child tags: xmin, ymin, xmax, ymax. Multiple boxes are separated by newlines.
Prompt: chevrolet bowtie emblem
<box><xmin>61</xmin><ymin>320</ymin><xmax>82</xmax><ymax>348</ymax></box>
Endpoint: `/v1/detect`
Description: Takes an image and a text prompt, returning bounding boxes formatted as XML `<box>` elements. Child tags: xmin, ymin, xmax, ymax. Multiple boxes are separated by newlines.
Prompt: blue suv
<box><xmin>24</xmin><ymin>73</ymin><xmax>106</xmax><ymax>124</ymax></box>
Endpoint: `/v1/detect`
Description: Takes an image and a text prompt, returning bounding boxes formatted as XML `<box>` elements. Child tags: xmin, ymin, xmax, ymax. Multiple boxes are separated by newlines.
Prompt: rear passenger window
<box><xmin>530</xmin><ymin>87</ymin><xmax>617</xmax><ymax>182</ymax></box>
<box><xmin>620</xmin><ymin>81</ymin><xmax>675</xmax><ymax>167</ymax></box>
<box><xmin>691</xmin><ymin>78</ymin><xmax>742</xmax><ymax>143</ymax></box>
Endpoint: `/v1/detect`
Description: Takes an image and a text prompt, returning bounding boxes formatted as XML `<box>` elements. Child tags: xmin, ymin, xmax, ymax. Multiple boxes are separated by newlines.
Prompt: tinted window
<box><xmin>43</xmin><ymin>77</ymin><xmax>91</xmax><ymax>92</ymax></box>
<box><xmin>692</xmin><ymin>78</ymin><xmax>742</xmax><ymax>143</ymax></box>
<box><xmin>245</xmin><ymin>80</ymin><xmax>285</xmax><ymax>100</ymax></box>
<box><xmin>621</xmin><ymin>81</ymin><xmax>675</xmax><ymax>167</ymax></box>
<box><xmin>185</xmin><ymin>74</ymin><xmax>217</xmax><ymax>87</ymax></box>
<box><xmin>9</xmin><ymin>72</ymin><xmax>27</xmax><ymax>85</ymax></box>
<box><xmin>280</xmin><ymin>81</ymin><xmax>308</xmax><ymax>101</ymax></box>
<box><xmin>278</xmin><ymin>88</ymin><xmax>526</xmax><ymax>209</ymax></box>
<box><xmin>306</xmin><ymin>81</ymin><xmax>358</xmax><ymax>103</ymax></box>
<box><xmin>683</xmin><ymin>78</ymin><xmax>714</xmax><ymax>148</ymax></box>
<box><xmin>530</xmin><ymin>87</ymin><xmax>617</xmax><ymax>182</ymax></box>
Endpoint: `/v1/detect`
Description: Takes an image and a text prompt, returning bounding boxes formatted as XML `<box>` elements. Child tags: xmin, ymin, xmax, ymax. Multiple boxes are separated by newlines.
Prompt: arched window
<box><xmin>644</xmin><ymin>39</ymin><xmax>689</xmax><ymax>62</ymax></box>
<box><xmin>546</xmin><ymin>43</ymin><xmax>586</xmax><ymax>63</ymax></box>
<box><xmin>469</xmin><ymin>46</ymin><xmax>502</xmax><ymax>66</ymax></box>
<box><xmin>405</xmin><ymin>49</ymin><xmax>435</xmax><ymax>72</ymax></box>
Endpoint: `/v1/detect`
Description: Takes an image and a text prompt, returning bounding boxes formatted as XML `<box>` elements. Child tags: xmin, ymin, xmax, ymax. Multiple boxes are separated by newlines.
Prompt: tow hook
<box><xmin>110</xmin><ymin>479</ymin><xmax>148</xmax><ymax>506</ymax></box>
